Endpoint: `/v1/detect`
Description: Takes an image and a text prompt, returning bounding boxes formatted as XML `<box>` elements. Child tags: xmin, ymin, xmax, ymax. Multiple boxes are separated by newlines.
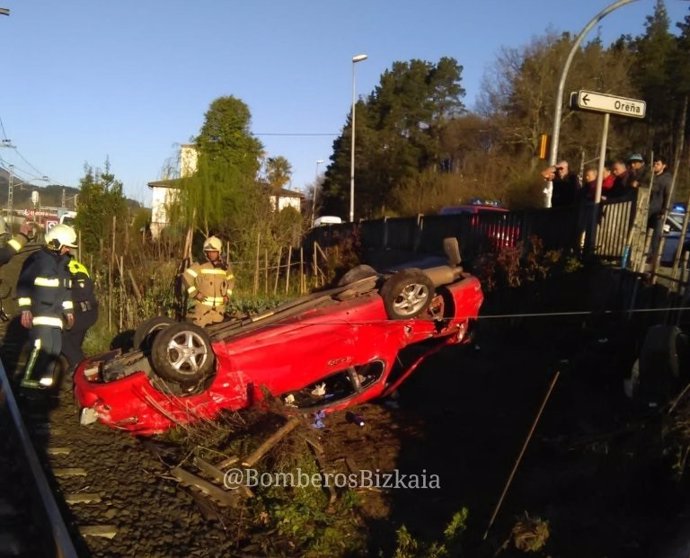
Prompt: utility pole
<box><xmin>7</xmin><ymin>164</ymin><xmax>13</xmax><ymax>216</ymax></box>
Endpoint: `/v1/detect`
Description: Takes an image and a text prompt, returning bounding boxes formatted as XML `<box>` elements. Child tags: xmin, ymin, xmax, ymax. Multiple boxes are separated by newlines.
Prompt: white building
<box><xmin>148</xmin><ymin>145</ymin><xmax>303</xmax><ymax>238</ymax></box>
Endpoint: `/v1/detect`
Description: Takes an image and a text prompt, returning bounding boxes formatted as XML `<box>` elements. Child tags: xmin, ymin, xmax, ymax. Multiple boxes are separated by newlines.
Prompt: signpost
<box><xmin>570</xmin><ymin>90</ymin><xmax>646</xmax><ymax>119</ymax></box>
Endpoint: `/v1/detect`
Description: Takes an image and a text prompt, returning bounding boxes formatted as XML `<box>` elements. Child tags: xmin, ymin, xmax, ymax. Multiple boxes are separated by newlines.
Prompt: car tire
<box><xmin>380</xmin><ymin>268</ymin><xmax>435</xmax><ymax>320</ymax></box>
<box><xmin>133</xmin><ymin>316</ymin><xmax>177</xmax><ymax>351</ymax></box>
<box><xmin>337</xmin><ymin>265</ymin><xmax>378</xmax><ymax>286</ymax></box>
<box><xmin>150</xmin><ymin>322</ymin><xmax>215</xmax><ymax>385</ymax></box>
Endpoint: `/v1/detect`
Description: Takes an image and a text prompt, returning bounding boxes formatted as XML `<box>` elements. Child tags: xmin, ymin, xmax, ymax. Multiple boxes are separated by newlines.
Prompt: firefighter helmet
<box><xmin>203</xmin><ymin>236</ymin><xmax>222</xmax><ymax>252</ymax></box>
<box><xmin>45</xmin><ymin>224</ymin><xmax>78</xmax><ymax>250</ymax></box>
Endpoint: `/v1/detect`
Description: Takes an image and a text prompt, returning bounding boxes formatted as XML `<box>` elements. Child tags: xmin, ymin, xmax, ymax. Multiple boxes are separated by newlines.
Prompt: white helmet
<box><xmin>45</xmin><ymin>224</ymin><xmax>78</xmax><ymax>250</ymax></box>
<box><xmin>203</xmin><ymin>236</ymin><xmax>222</xmax><ymax>252</ymax></box>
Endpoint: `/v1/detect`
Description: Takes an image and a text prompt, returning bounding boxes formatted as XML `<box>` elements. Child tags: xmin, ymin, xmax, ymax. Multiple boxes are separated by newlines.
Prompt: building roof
<box><xmin>269</xmin><ymin>187</ymin><xmax>304</xmax><ymax>199</ymax></box>
<box><xmin>148</xmin><ymin>178</ymin><xmax>182</xmax><ymax>189</ymax></box>
<box><xmin>148</xmin><ymin>179</ymin><xmax>304</xmax><ymax>198</ymax></box>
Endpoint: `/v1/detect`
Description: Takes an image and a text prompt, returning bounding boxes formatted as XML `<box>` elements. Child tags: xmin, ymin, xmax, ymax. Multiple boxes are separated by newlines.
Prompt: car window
<box><xmin>666</xmin><ymin>214</ymin><xmax>684</xmax><ymax>233</ymax></box>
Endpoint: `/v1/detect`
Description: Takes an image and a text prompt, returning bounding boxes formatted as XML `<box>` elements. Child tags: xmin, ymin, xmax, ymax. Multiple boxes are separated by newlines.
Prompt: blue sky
<box><xmin>0</xmin><ymin>1</ymin><xmax>688</xmax><ymax>206</ymax></box>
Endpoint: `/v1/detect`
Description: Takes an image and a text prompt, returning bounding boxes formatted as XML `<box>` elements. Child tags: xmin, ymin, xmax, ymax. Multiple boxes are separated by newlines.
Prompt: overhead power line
<box><xmin>254</xmin><ymin>133</ymin><xmax>338</xmax><ymax>136</ymax></box>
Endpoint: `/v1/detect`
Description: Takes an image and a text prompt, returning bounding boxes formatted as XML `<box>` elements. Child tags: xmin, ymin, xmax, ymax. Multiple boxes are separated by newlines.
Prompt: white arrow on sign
<box><xmin>573</xmin><ymin>90</ymin><xmax>646</xmax><ymax>119</ymax></box>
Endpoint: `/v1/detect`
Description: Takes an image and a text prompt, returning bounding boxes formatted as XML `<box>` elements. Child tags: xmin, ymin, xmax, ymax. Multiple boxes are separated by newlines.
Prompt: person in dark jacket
<box><xmin>541</xmin><ymin>160</ymin><xmax>581</xmax><ymax>207</ymax></box>
<box><xmin>608</xmin><ymin>160</ymin><xmax>636</xmax><ymax>200</ymax></box>
<box><xmin>61</xmin><ymin>256</ymin><xmax>98</xmax><ymax>371</ymax></box>
<box><xmin>648</xmin><ymin>156</ymin><xmax>673</xmax><ymax>261</ymax></box>
<box><xmin>17</xmin><ymin>224</ymin><xmax>75</xmax><ymax>389</ymax></box>
<box><xmin>627</xmin><ymin>152</ymin><xmax>650</xmax><ymax>189</ymax></box>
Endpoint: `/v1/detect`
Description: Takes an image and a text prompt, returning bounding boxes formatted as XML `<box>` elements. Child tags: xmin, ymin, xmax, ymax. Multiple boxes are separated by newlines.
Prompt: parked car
<box><xmin>313</xmin><ymin>216</ymin><xmax>343</xmax><ymax>227</ymax></box>
<box><xmin>439</xmin><ymin>203</ymin><xmax>520</xmax><ymax>251</ymax></box>
<box><xmin>75</xmin><ymin>240</ymin><xmax>484</xmax><ymax>435</ymax></box>
<box><xmin>661</xmin><ymin>209</ymin><xmax>690</xmax><ymax>265</ymax></box>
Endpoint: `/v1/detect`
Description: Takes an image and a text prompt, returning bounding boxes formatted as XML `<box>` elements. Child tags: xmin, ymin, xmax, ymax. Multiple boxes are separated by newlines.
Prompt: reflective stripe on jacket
<box><xmin>17</xmin><ymin>247</ymin><xmax>73</xmax><ymax>325</ymax></box>
<box><xmin>182</xmin><ymin>261</ymin><xmax>235</xmax><ymax>306</ymax></box>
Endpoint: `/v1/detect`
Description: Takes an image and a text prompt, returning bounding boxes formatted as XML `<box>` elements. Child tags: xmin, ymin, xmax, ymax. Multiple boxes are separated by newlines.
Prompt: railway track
<box><xmin>0</xmin><ymin>353</ymin><xmax>266</xmax><ymax>557</ymax></box>
<box><xmin>0</xmin><ymin>360</ymin><xmax>80</xmax><ymax>557</ymax></box>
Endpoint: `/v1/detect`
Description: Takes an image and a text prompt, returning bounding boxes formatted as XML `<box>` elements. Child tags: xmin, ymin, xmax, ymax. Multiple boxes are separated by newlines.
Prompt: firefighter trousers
<box><xmin>22</xmin><ymin>324</ymin><xmax>63</xmax><ymax>388</ymax></box>
<box><xmin>62</xmin><ymin>308</ymin><xmax>98</xmax><ymax>371</ymax></box>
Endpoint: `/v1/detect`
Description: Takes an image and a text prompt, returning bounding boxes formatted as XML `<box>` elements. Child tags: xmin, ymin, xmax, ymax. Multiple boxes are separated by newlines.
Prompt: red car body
<box><xmin>75</xmin><ymin>270</ymin><xmax>483</xmax><ymax>435</ymax></box>
<box><xmin>439</xmin><ymin>205</ymin><xmax>520</xmax><ymax>250</ymax></box>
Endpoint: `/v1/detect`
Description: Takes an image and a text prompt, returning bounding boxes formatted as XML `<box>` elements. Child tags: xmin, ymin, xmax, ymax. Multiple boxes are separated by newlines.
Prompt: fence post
<box><xmin>253</xmin><ymin>233</ymin><xmax>261</xmax><ymax>296</ymax></box>
<box><xmin>300</xmin><ymin>247</ymin><xmax>305</xmax><ymax>294</ymax></box>
<box><xmin>285</xmin><ymin>246</ymin><xmax>292</xmax><ymax>295</ymax></box>
<box><xmin>273</xmin><ymin>247</ymin><xmax>282</xmax><ymax>296</ymax></box>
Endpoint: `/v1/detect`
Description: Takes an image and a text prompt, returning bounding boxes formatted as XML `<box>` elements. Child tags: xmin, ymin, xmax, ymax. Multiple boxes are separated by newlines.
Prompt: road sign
<box><xmin>571</xmin><ymin>90</ymin><xmax>646</xmax><ymax>119</ymax></box>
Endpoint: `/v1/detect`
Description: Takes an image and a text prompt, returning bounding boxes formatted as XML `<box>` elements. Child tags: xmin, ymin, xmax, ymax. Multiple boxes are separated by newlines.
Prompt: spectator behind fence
<box><xmin>541</xmin><ymin>160</ymin><xmax>581</xmax><ymax>208</ymax></box>
<box><xmin>648</xmin><ymin>156</ymin><xmax>672</xmax><ymax>261</ymax></box>
<box><xmin>627</xmin><ymin>153</ymin><xmax>650</xmax><ymax>189</ymax></box>
<box><xmin>580</xmin><ymin>164</ymin><xmax>615</xmax><ymax>202</ymax></box>
<box><xmin>608</xmin><ymin>160</ymin><xmax>636</xmax><ymax>200</ymax></box>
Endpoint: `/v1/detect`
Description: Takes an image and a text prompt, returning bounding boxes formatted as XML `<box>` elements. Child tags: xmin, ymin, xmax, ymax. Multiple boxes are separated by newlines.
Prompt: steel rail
<box><xmin>0</xmin><ymin>358</ymin><xmax>79</xmax><ymax>558</ymax></box>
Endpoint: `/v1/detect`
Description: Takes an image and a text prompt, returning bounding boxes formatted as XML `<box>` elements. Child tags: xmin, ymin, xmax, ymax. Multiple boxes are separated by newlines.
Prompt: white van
<box><xmin>59</xmin><ymin>210</ymin><xmax>77</xmax><ymax>226</ymax></box>
<box><xmin>313</xmin><ymin>216</ymin><xmax>343</xmax><ymax>227</ymax></box>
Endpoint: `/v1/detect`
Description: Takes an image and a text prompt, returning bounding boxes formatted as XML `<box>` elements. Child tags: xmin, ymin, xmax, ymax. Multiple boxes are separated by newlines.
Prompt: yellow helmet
<box><xmin>203</xmin><ymin>236</ymin><xmax>222</xmax><ymax>252</ymax></box>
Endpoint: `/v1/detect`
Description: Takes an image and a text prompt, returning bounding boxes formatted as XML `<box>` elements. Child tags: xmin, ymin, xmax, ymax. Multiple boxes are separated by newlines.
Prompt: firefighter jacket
<box><xmin>17</xmin><ymin>247</ymin><xmax>74</xmax><ymax>328</ymax></box>
<box><xmin>182</xmin><ymin>260</ymin><xmax>235</xmax><ymax>309</ymax></box>
<box><xmin>0</xmin><ymin>233</ymin><xmax>28</xmax><ymax>267</ymax></box>
<box><xmin>67</xmin><ymin>257</ymin><xmax>97</xmax><ymax>311</ymax></box>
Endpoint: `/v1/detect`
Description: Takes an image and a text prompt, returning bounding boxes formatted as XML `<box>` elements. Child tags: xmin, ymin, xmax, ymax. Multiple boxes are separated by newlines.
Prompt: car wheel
<box><xmin>380</xmin><ymin>268</ymin><xmax>435</xmax><ymax>320</ymax></box>
<box><xmin>150</xmin><ymin>322</ymin><xmax>215</xmax><ymax>385</ymax></box>
<box><xmin>337</xmin><ymin>264</ymin><xmax>378</xmax><ymax>286</ymax></box>
<box><xmin>133</xmin><ymin>316</ymin><xmax>177</xmax><ymax>351</ymax></box>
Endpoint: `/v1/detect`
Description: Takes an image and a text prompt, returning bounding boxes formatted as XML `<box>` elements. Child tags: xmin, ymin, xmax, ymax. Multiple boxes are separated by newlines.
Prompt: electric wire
<box><xmin>0</xmin><ymin>114</ymin><xmax>8</xmax><ymax>141</ymax></box>
<box><xmin>254</xmin><ymin>133</ymin><xmax>338</xmax><ymax>136</ymax></box>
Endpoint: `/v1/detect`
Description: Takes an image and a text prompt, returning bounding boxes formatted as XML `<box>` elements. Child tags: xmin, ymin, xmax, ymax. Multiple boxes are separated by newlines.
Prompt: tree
<box><xmin>627</xmin><ymin>0</ymin><xmax>677</xmax><ymax>153</ymax></box>
<box><xmin>263</xmin><ymin>156</ymin><xmax>292</xmax><ymax>193</ymax></box>
<box><xmin>176</xmin><ymin>96</ymin><xmax>265</xmax><ymax>236</ymax></box>
<box><xmin>320</xmin><ymin>57</ymin><xmax>466</xmax><ymax>218</ymax></box>
<box><xmin>74</xmin><ymin>159</ymin><xmax>128</xmax><ymax>258</ymax></box>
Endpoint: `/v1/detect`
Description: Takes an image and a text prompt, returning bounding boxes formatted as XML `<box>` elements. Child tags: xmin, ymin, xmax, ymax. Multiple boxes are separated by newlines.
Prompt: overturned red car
<box><xmin>75</xmin><ymin>241</ymin><xmax>484</xmax><ymax>435</ymax></box>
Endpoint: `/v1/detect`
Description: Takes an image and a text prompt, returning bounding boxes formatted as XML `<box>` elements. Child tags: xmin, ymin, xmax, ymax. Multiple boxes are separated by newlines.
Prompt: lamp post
<box><xmin>311</xmin><ymin>159</ymin><xmax>324</xmax><ymax>227</ymax></box>
<box><xmin>350</xmin><ymin>53</ymin><xmax>368</xmax><ymax>223</ymax></box>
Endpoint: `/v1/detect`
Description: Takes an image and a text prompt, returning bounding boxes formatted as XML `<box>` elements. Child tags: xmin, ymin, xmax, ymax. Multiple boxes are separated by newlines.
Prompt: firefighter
<box><xmin>17</xmin><ymin>224</ymin><xmax>75</xmax><ymax>389</ymax></box>
<box><xmin>61</xmin><ymin>256</ymin><xmax>98</xmax><ymax>371</ymax></box>
<box><xmin>0</xmin><ymin>221</ymin><xmax>36</xmax><ymax>266</ymax></box>
<box><xmin>182</xmin><ymin>236</ymin><xmax>235</xmax><ymax>327</ymax></box>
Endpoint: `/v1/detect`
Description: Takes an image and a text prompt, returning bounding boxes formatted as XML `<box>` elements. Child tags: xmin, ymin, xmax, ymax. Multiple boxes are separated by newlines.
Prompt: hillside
<box><xmin>0</xmin><ymin>168</ymin><xmax>142</xmax><ymax>210</ymax></box>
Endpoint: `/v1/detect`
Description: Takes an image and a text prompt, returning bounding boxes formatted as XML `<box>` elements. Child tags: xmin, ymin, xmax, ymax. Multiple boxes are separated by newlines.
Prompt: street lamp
<box><xmin>311</xmin><ymin>159</ymin><xmax>324</xmax><ymax>227</ymax></box>
<box><xmin>350</xmin><ymin>53</ymin><xmax>368</xmax><ymax>223</ymax></box>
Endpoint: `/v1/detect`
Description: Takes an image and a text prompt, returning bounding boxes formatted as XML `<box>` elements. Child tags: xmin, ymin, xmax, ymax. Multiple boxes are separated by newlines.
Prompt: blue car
<box><xmin>661</xmin><ymin>210</ymin><xmax>690</xmax><ymax>266</ymax></box>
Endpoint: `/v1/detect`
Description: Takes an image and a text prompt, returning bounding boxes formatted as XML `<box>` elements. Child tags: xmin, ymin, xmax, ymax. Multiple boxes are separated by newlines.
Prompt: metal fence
<box><xmin>304</xmin><ymin>197</ymin><xmax>636</xmax><ymax>267</ymax></box>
